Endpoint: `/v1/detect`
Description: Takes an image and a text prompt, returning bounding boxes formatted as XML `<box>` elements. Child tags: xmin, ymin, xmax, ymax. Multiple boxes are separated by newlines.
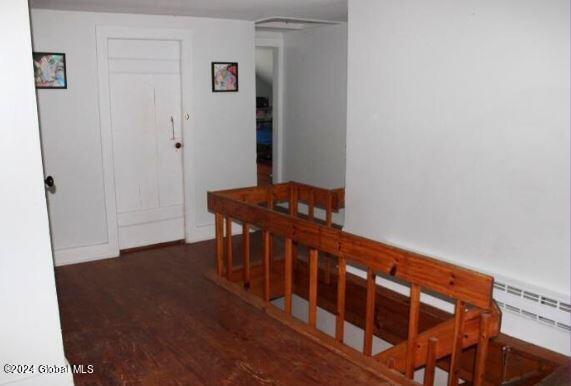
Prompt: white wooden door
<box><xmin>107</xmin><ymin>39</ymin><xmax>184</xmax><ymax>249</ymax></box>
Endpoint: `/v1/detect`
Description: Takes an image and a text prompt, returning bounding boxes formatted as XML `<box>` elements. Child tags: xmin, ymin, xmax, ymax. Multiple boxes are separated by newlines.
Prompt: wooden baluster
<box><xmin>263</xmin><ymin>230</ymin><xmax>271</xmax><ymax>302</ymax></box>
<box><xmin>473</xmin><ymin>313</ymin><xmax>492</xmax><ymax>386</ymax></box>
<box><xmin>335</xmin><ymin>257</ymin><xmax>347</xmax><ymax>342</ymax></box>
<box><xmin>448</xmin><ymin>300</ymin><xmax>466</xmax><ymax>386</ymax></box>
<box><xmin>289</xmin><ymin>184</ymin><xmax>298</xmax><ymax>269</ymax></box>
<box><xmin>267</xmin><ymin>186</ymin><xmax>274</xmax><ymax>264</ymax></box>
<box><xmin>424</xmin><ymin>337</ymin><xmax>438</xmax><ymax>386</ymax></box>
<box><xmin>225</xmin><ymin>217</ymin><xmax>233</xmax><ymax>280</ymax></box>
<box><xmin>284</xmin><ymin>238</ymin><xmax>293</xmax><ymax>315</ymax></box>
<box><xmin>242</xmin><ymin>223</ymin><xmax>250</xmax><ymax>289</ymax></box>
<box><xmin>215</xmin><ymin>213</ymin><xmax>224</xmax><ymax>276</ymax></box>
<box><xmin>308</xmin><ymin>190</ymin><xmax>315</xmax><ymax>221</ymax></box>
<box><xmin>289</xmin><ymin>183</ymin><xmax>298</xmax><ymax>216</ymax></box>
<box><xmin>325</xmin><ymin>191</ymin><xmax>333</xmax><ymax>226</ymax></box>
<box><xmin>387</xmin><ymin>358</ymin><xmax>395</xmax><ymax>370</ymax></box>
<box><xmin>363</xmin><ymin>267</ymin><xmax>376</xmax><ymax>356</ymax></box>
<box><xmin>405</xmin><ymin>284</ymin><xmax>421</xmax><ymax>378</ymax></box>
<box><xmin>308</xmin><ymin>248</ymin><xmax>318</xmax><ymax>327</ymax></box>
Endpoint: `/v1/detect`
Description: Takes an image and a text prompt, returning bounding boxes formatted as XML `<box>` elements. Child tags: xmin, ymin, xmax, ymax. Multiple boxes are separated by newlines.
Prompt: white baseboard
<box><xmin>186</xmin><ymin>222</ymin><xmax>243</xmax><ymax>244</ymax></box>
<box><xmin>54</xmin><ymin>241</ymin><xmax>118</xmax><ymax>266</ymax></box>
<box><xmin>54</xmin><ymin>222</ymin><xmax>241</xmax><ymax>266</ymax></box>
<box><xmin>186</xmin><ymin>223</ymin><xmax>215</xmax><ymax>243</ymax></box>
<box><xmin>118</xmin><ymin>217</ymin><xmax>184</xmax><ymax>250</ymax></box>
<box><xmin>53</xmin><ymin>223</ymin><xmax>216</xmax><ymax>267</ymax></box>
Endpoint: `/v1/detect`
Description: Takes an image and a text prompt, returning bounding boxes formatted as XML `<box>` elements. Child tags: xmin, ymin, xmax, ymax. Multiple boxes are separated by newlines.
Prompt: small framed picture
<box><xmin>212</xmin><ymin>62</ymin><xmax>238</xmax><ymax>92</ymax></box>
<box><xmin>33</xmin><ymin>52</ymin><xmax>67</xmax><ymax>89</ymax></box>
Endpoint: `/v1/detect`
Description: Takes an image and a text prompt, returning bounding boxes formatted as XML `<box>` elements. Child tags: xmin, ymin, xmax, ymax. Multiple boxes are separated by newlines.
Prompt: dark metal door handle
<box><xmin>44</xmin><ymin>175</ymin><xmax>54</xmax><ymax>187</ymax></box>
<box><xmin>175</xmin><ymin>142</ymin><xmax>182</xmax><ymax>149</ymax></box>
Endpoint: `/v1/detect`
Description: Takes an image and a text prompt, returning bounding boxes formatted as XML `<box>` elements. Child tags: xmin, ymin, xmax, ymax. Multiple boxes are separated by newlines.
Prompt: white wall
<box><xmin>31</xmin><ymin>10</ymin><xmax>257</xmax><ymax>264</ymax></box>
<box><xmin>282</xmin><ymin>24</ymin><xmax>347</xmax><ymax>188</ymax></box>
<box><xmin>345</xmin><ymin>0</ymin><xmax>570</xmax><ymax>354</ymax></box>
<box><xmin>0</xmin><ymin>2</ymin><xmax>72</xmax><ymax>385</ymax></box>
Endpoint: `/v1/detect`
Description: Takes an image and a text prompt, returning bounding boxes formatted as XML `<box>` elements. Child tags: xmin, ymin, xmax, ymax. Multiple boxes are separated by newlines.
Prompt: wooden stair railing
<box><xmin>207</xmin><ymin>182</ymin><xmax>501</xmax><ymax>385</ymax></box>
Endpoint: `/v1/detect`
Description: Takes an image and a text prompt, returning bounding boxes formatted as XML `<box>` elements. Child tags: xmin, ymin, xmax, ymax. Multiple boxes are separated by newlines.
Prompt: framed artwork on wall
<box><xmin>33</xmin><ymin>52</ymin><xmax>67</xmax><ymax>89</ymax></box>
<box><xmin>212</xmin><ymin>62</ymin><xmax>238</xmax><ymax>92</ymax></box>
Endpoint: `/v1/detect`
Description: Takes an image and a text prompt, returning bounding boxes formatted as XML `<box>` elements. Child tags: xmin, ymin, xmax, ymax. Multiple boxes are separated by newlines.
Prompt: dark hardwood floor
<box><xmin>257</xmin><ymin>162</ymin><xmax>272</xmax><ymax>186</ymax></box>
<box><xmin>55</xmin><ymin>237</ymin><xmax>393</xmax><ymax>385</ymax></box>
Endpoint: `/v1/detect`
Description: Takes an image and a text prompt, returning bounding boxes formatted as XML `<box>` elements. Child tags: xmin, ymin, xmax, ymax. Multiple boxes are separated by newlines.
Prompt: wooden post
<box><xmin>423</xmin><ymin>337</ymin><xmax>438</xmax><ymax>386</ymax></box>
<box><xmin>308</xmin><ymin>190</ymin><xmax>315</xmax><ymax>221</ymax></box>
<box><xmin>335</xmin><ymin>257</ymin><xmax>347</xmax><ymax>342</ymax></box>
<box><xmin>308</xmin><ymin>248</ymin><xmax>318</xmax><ymax>327</ymax></box>
<box><xmin>225</xmin><ymin>217</ymin><xmax>232</xmax><ymax>280</ymax></box>
<box><xmin>405</xmin><ymin>284</ymin><xmax>421</xmax><ymax>378</ymax></box>
<box><xmin>364</xmin><ymin>267</ymin><xmax>376</xmax><ymax>356</ymax></box>
<box><xmin>325</xmin><ymin>191</ymin><xmax>333</xmax><ymax>226</ymax></box>
<box><xmin>267</xmin><ymin>186</ymin><xmax>274</xmax><ymax>264</ymax></box>
<box><xmin>284</xmin><ymin>238</ymin><xmax>293</xmax><ymax>315</ymax></box>
<box><xmin>448</xmin><ymin>300</ymin><xmax>466</xmax><ymax>386</ymax></box>
<box><xmin>289</xmin><ymin>184</ymin><xmax>298</xmax><ymax>269</ymax></box>
<box><xmin>215</xmin><ymin>213</ymin><xmax>224</xmax><ymax>276</ymax></box>
<box><xmin>289</xmin><ymin>183</ymin><xmax>298</xmax><ymax>216</ymax></box>
<box><xmin>263</xmin><ymin>230</ymin><xmax>271</xmax><ymax>302</ymax></box>
<box><xmin>387</xmin><ymin>357</ymin><xmax>395</xmax><ymax>370</ymax></box>
<box><xmin>242</xmin><ymin>223</ymin><xmax>250</xmax><ymax>289</ymax></box>
<box><xmin>473</xmin><ymin>313</ymin><xmax>492</xmax><ymax>386</ymax></box>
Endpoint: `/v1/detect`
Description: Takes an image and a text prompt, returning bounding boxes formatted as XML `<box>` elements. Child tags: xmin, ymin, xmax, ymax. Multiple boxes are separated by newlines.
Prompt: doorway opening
<box><xmin>255</xmin><ymin>47</ymin><xmax>276</xmax><ymax>186</ymax></box>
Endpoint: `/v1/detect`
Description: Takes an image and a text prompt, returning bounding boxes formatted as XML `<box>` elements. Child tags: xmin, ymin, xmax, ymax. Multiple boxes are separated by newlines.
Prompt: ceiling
<box><xmin>29</xmin><ymin>0</ymin><xmax>348</xmax><ymax>21</ymax></box>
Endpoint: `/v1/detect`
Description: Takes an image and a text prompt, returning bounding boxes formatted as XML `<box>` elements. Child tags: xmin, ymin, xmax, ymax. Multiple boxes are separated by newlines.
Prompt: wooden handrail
<box><xmin>207</xmin><ymin>182</ymin><xmax>501</xmax><ymax>385</ymax></box>
<box><xmin>208</xmin><ymin>183</ymin><xmax>494</xmax><ymax>309</ymax></box>
<box><xmin>213</xmin><ymin>182</ymin><xmax>345</xmax><ymax>211</ymax></box>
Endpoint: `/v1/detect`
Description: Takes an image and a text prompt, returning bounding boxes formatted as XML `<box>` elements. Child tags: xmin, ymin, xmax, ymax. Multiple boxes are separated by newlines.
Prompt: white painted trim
<box><xmin>96</xmin><ymin>26</ymin><xmax>196</xmax><ymax>255</ymax></box>
<box><xmin>186</xmin><ymin>222</ymin><xmax>245</xmax><ymax>244</ymax></box>
<box><xmin>256</xmin><ymin>32</ymin><xmax>284</xmax><ymax>183</ymax></box>
<box><xmin>54</xmin><ymin>242</ymin><xmax>117</xmax><ymax>266</ymax></box>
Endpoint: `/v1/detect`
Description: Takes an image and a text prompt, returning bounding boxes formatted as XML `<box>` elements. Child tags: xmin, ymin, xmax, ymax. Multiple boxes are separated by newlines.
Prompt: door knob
<box><xmin>175</xmin><ymin>142</ymin><xmax>182</xmax><ymax>149</ymax></box>
<box><xmin>44</xmin><ymin>175</ymin><xmax>54</xmax><ymax>187</ymax></box>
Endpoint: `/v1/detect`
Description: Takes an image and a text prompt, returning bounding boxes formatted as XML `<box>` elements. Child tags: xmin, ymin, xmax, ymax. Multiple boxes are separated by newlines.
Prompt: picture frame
<box><xmin>33</xmin><ymin>52</ymin><xmax>67</xmax><ymax>89</ymax></box>
<box><xmin>211</xmin><ymin>62</ymin><xmax>238</xmax><ymax>92</ymax></box>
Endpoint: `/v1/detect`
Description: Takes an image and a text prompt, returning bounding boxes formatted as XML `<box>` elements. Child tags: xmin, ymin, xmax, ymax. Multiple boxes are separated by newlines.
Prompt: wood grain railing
<box><xmin>207</xmin><ymin>182</ymin><xmax>501</xmax><ymax>385</ymax></box>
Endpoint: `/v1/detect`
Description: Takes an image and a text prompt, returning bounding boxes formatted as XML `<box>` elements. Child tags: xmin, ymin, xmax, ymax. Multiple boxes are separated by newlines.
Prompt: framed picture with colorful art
<box><xmin>211</xmin><ymin>62</ymin><xmax>238</xmax><ymax>92</ymax></box>
<box><xmin>33</xmin><ymin>52</ymin><xmax>67</xmax><ymax>89</ymax></box>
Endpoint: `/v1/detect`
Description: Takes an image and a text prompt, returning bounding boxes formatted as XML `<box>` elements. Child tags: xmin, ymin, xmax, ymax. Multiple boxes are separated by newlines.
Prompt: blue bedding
<box><xmin>257</xmin><ymin>123</ymin><xmax>272</xmax><ymax>145</ymax></box>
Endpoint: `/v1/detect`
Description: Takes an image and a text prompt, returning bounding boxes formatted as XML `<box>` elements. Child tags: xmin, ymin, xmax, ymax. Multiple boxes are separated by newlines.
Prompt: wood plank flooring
<box><xmin>55</xmin><ymin>237</ymin><xmax>394</xmax><ymax>385</ymax></box>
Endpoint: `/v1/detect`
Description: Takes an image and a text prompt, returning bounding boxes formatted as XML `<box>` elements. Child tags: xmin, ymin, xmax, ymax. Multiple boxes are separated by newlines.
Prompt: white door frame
<box><xmin>96</xmin><ymin>26</ymin><xmax>193</xmax><ymax>258</ymax></box>
<box><xmin>256</xmin><ymin>33</ymin><xmax>284</xmax><ymax>183</ymax></box>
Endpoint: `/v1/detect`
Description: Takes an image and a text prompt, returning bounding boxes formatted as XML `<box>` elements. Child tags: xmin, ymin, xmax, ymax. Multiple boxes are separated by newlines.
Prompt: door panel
<box><xmin>107</xmin><ymin>39</ymin><xmax>184</xmax><ymax>249</ymax></box>
<box><xmin>109</xmin><ymin>73</ymin><xmax>159</xmax><ymax>214</ymax></box>
<box><xmin>153</xmin><ymin>73</ymin><xmax>184</xmax><ymax>208</ymax></box>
